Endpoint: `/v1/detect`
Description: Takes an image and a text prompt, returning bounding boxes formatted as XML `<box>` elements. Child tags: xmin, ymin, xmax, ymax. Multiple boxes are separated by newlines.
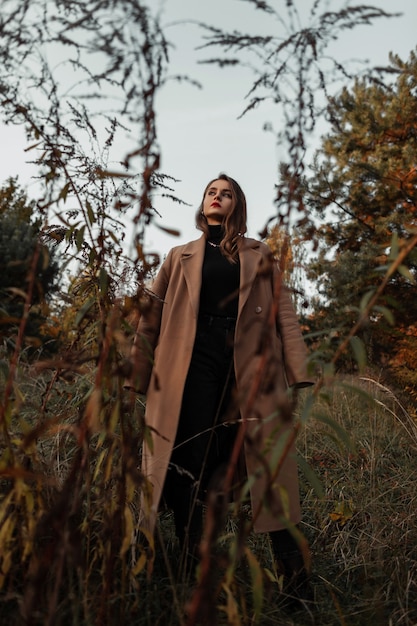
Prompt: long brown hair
<box><xmin>195</xmin><ymin>173</ymin><xmax>247</xmax><ymax>263</ymax></box>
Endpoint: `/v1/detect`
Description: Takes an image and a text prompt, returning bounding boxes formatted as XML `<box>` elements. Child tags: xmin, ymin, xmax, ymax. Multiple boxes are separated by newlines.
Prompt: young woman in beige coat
<box><xmin>128</xmin><ymin>173</ymin><xmax>313</xmax><ymax>600</ymax></box>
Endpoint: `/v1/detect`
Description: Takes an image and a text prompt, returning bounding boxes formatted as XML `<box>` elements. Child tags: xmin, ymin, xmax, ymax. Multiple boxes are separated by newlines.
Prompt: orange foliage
<box><xmin>389</xmin><ymin>324</ymin><xmax>417</xmax><ymax>370</ymax></box>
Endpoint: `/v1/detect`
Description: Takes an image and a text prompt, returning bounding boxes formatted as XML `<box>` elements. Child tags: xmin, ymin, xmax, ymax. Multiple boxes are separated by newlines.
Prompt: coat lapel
<box><xmin>180</xmin><ymin>235</ymin><xmax>205</xmax><ymax>319</ymax></box>
<box><xmin>238</xmin><ymin>238</ymin><xmax>262</xmax><ymax>320</ymax></box>
<box><xmin>180</xmin><ymin>235</ymin><xmax>262</xmax><ymax>321</ymax></box>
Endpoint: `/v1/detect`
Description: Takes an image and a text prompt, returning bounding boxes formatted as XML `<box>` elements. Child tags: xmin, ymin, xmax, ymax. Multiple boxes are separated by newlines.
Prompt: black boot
<box><xmin>269</xmin><ymin>530</ymin><xmax>313</xmax><ymax>608</ymax></box>
<box><xmin>275</xmin><ymin>550</ymin><xmax>313</xmax><ymax>606</ymax></box>
<box><xmin>165</xmin><ymin>470</ymin><xmax>203</xmax><ymax>578</ymax></box>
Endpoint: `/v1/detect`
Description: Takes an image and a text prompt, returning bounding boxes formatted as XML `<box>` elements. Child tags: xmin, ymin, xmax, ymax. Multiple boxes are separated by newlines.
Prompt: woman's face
<box><xmin>202</xmin><ymin>179</ymin><xmax>234</xmax><ymax>225</ymax></box>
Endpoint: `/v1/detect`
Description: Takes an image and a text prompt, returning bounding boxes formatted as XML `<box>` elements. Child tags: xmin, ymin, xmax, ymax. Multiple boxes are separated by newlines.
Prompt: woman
<box><xmin>128</xmin><ymin>173</ymin><xmax>313</xmax><ymax>597</ymax></box>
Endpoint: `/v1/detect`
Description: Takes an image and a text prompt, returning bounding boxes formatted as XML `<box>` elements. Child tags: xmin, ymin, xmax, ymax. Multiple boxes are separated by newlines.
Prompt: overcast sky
<box><xmin>1</xmin><ymin>0</ymin><xmax>417</xmax><ymax>261</ymax></box>
<box><xmin>151</xmin><ymin>0</ymin><xmax>417</xmax><ymax>253</ymax></box>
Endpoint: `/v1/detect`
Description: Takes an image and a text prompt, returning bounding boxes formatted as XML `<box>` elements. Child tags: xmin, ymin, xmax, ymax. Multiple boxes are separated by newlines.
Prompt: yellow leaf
<box><xmin>220</xmin><ymin>583</ymin><xmax>241</xmax><ymax>626</ymax></box>
<box><xmin>84</xmin><ymin>388</ymin><xmax>102</xmax><ymax>433</ymax></box>
<box><xmin>244</xmin><ymin>546</ymin><xmax>264</xmax><ymax>620</ymax></box>
<box><xmin>92</xmin><ymin>450</ymin><xmax>107</xmax><ymax>482</ymax></box>
<box><xmin>329</xmin><ymin>500</ymin><xmax>355</xmax><ymax>526</ymax></box>
<box><xmin>120</xmin><ymin>506</ymin><xmax>134</xmax><ymax>557</ymax></box>
<box><xmin>278</xmin><ymin>484</ymin><xmax>290</xmax><ymax>520</ymax></box>
<box><xmin>0</xmin><ymin>515</ymin><xmax>15</xmax><ymax>546</ymax></box>
<box><xmin>108</xmin><ymin>400</ymin><xmax>120</xmax><ymax>433</ymax></box>
<box><xmin>0</xmin><ymin>551</ymin><xmax>12</xmax><ymax>589</ymax></box>
<box><xmin>143</xmin><ymin>424</ymin><xmax>154</xmax><ymax>455</ymax></box>
<box><xmin>132</xmin><ymin>551</ymin><xmax>147</xmax><ymax>576</ymax></box>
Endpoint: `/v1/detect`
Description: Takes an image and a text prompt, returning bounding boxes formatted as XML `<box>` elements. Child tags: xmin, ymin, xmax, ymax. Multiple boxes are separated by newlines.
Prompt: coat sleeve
<box><xmin>274</xmin><ymin>265</ymin><xmax>314</xmax><ymax>389</ymax></box>
<box><xmin>125</xmin><ymin>250</ymin><xmax>172</xmax><ymax>394</ymax></box>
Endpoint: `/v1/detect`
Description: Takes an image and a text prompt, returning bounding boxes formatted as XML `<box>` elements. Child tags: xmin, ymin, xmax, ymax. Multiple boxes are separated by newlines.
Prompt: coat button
<box><xmin>255</xmin><ymin>306</ymin><xmax>262</xmax><ymax>314</ymax></box>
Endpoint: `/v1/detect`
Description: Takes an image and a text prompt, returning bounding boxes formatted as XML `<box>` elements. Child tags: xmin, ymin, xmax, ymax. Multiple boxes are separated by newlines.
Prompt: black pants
<box><xmin>163</xmin><ymin>314</ymin><xmax>238</xmax><ymax>548</ymax></box>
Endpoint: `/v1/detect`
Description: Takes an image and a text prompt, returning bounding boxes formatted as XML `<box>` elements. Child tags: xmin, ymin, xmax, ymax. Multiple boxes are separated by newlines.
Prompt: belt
<box><xmin>198</xmin><ymin>313</ymin><xmax>237</xmax><ymax>330</ymax></box>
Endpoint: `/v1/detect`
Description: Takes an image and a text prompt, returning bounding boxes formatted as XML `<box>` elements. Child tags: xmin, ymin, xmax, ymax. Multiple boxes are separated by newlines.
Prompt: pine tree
<box><xmin>0</xmin><ymin>178</ymin><xmax>61</xmax><ymax>350</ymax></box>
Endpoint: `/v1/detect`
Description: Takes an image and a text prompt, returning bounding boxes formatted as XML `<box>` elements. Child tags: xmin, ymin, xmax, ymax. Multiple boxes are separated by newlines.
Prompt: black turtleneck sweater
<box><xmin>198</xmin><ymin>225</ymin><xmax>240</xmax><ymax>318</ymax></box>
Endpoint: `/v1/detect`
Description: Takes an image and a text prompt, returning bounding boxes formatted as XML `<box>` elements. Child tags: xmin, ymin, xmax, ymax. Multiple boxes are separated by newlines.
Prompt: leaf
<box><xmin>24</xmin><ymin>141</ymin><xmax>43</xmax><ymax>152</ymax></box>
<box><xmin>244</xmin><ymin>547</ymin><xmax>264</xmax><ymax>620</ymax></box>
<box><xmin>89</xmin><ymin>247</ymin><xmax>97</xmax><ymax>263</ymax></box>
<box><xmin>0</xmin><ymin>550</ymin><xmax>12</xmax><ymax>589</ymax></box>
<box><xmin>92</xmin><ymin>450</ymin><xmax>107</xmax><ymax>481</ymax></box>
<box><xmin>155</xmin><ymin>223</ymin><xmax>181</xmax><ymax>237</ymax></box>
<box><xmin>0</xmin><ymin>512</ymin><xmax>16</xmax><ymax>585</ymax></box>
<box><xmin>58</xmin><ymin>182</ymin><xmax>71</xmax><ymax>203</ymax></box>
<box><xmin>95</xmin><ymin>168</ymin><xmax>134</xmax><ymax>179</ymax></box>
<box><xmin>84</xmin><ymin>388</ymin><xmax>102</xmax><ymax>434</ymax></box>
<box><xmin>99</xmin><ymin>268</ymin><xmax>108</xmax><ymax>295</ymax></box>
<box><xmin>108</xmin><ymin>400</ymin><xmax>120</xmax><ymax>433</ymax></box>
<box><xmin>75</xmin><ymin>296</ymin><xmax>96</xmax><ymax>326</ymax></box>
<box><xmin>329</xmin><ymin>499</ymin><xmax>355</xmax><ymax>526</ymax></box>
<box><xmin>86</xmin><ymin>201</ymin><xmax>95</xmax><ymax>226</ymax></box>
<box><xmin>388</xmin><ymin>232</ymin><xmax>399</xmax><ymax>260</ymax></box>
<box><xmin>359</xmin><ymin>289</ymin><xmax>375</xmax><ymax>312</ymax></box>
<box><xmin>373</xmin><ymin>305</ymin><xmax>395</xmax><ymax>325</ymax></box>
<box><xmin>120</xmin><ymin>505</ymin><xmax>134</xmax><ymax>556</ymax></box>
<box><xmin>220</xmin><ymin>582</ymin><xmax>241</xmax><ymax>625</ymax></box>
<box><xmin>65</xmin><ymin>224</ymin><xmax>75</xmax><ymax>242</ymax></box>
<box><xmin>297</xmin><ymin>454</ymin><xmax>324</xmax><ymax>498</ymax></box>
<box><xmin>104</xmin><ymin>445</ymin><xmax>116</xmax><ymax>483</ymax></box>
<box><xmin>76</xmin><ymin>225</ymin><xmax>86</xmax><ymax>251</ymax></box>
<box><xmin>143</xmin><ymin>424</ymin><xmax>154</xmax><ymax>455</ymax></box>
<box><xmin>39</xmin><ymin>246</ymin><xmax>50</xmax><ymax>270</ymax></box>
<box><xmin>397</xmin><ymin>264</ymin><xmax>416</xmax><ymax>283</ymax></box>
<box><xmin>349</xmin><ymin>335</ymin><xmax>367</xmax><ymax>371</ymax></box>
<box><xmin>278</xmin><ymin>484</ymin><xmax>290</xmax><ymax>520</ymax></box>
<box><xmin>264</xmin><ymin>566</ymin><xmax>279</xmax><ymax>583</ymax></box>
<box><xmin>108</xmin><ymin>230</ymin><xmax>120</xmax><ymax>245</ymax></box>
<box><xmin>131</xmin><ymin>551</ymin><xmax>147</xmax><ymax>576</ymax></box>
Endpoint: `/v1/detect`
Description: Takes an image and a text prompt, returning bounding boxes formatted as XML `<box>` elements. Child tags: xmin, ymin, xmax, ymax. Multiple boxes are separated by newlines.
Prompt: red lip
<box><xmin>211</xmin><ymin>202</ymin><xmax>220</xmax><ymax>207</ymax></box>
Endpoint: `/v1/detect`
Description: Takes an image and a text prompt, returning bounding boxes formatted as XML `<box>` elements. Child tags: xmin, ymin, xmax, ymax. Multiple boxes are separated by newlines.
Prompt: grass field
<box><xmin>1</xmin><ymin>369</ymin><xmax>416</xmax><ymax>625</ymax></box>
<box><xmin>126</xmin><ymin>375</ymin><xmax>417</xmax><ymax>625</ymax></box>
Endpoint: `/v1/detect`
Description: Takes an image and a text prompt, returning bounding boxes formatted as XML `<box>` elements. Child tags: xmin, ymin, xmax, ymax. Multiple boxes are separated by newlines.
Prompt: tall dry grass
<box><xmin>297</xmin><ymin>375</ymin><xmax>417</xmax><ymax>626</ymax></box>
<box><xmin>1</xmin><ymin>360</ymin><xmax>416</xmax><ymax>625</ymax></box>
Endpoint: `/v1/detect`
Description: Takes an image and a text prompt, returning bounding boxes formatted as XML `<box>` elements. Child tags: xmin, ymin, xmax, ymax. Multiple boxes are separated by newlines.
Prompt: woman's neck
<box><xmin>207</xmin><ymin>224</ymin><xmax>223</xmax><ymax>241</ymax></box>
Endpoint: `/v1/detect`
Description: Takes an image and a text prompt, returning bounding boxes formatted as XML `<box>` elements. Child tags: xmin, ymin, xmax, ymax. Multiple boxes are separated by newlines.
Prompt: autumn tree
<box><xmin>266</xmin><ymin>224</ymin><xmax>311</xmax><ymax>317</ymax></box>
<box><xmin>0</xmin><ymin>177</ymin><xmax>61</xmax><ymax>350</ymax></box>
<box><xmin>303</xmin><ymin>50</ymin><xmax>417</xmax><ymax>397</ymax></box>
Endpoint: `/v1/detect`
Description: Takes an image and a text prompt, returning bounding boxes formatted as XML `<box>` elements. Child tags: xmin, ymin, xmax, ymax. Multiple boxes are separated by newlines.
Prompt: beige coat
<box><xmin>129</xmin><ymin>234</ymin><xmax>313</xmax><ymax>534</ymax></box>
